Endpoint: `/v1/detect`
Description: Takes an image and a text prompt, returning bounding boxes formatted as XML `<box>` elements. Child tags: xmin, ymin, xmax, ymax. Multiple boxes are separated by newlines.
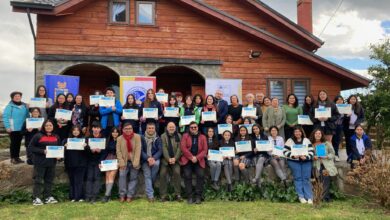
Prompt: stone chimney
<box><xmin>297</xmin><ymin>0</ymin><xmax>313</xmax><ymax>33</ymax></box>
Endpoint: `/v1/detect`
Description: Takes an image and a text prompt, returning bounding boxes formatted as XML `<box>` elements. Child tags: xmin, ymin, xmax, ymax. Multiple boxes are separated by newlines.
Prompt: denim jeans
<box><xmin>118</xmin><ymin>161</ymin><xmax>139</xmax><ymax>199</ymax></box>
<box><xmin>141</xmin><ymin>160</ymin><xmax>160</xmax><ymax>199</ymax></box>
<box><xmin>287</xmin><ymin>160</ymin><xmax>313</xmax><ymax>200</ymax></box>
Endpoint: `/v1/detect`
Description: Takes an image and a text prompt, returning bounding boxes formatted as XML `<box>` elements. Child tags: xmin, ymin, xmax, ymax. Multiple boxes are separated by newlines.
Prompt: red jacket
<box><xmin>179</xmin><ymin>133</ymin><xmax>208</xmax><ymax>168</ymax></box>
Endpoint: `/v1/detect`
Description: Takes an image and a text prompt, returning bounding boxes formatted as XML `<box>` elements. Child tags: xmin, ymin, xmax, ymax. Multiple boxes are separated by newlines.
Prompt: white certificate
<box><xmin>298</xmin><ymin>115</ymin><xmax>313</xmax><ymax>125</ymax></box>
<box><xmin>164</xmin><ymin>107</ymin><xmax>179</xmax><ymax>117</ymax></box>
<box><xmin>202</xmin><ymin>111</ymin><xmax>217</xmax><ymax>122</ymax></box>
<box><xmin>29</xmin><ymin>98</ymin><xmax>46</xmax><ymax>108</ymax></box>
<box><xmin>235</xmin><ymin>141</ymin><xmax>252</xmax><ymax>153</ymax></box>
<box><xmin>90</xmin><ymin>95</ymin><xmax>104</xmax><ymax>105</ymax></box>
<box><xmin>315</xmin><ymin>107</ymin><xmax>331</xmax><ymax>118</ymax></box>
<box><xmin>156</xmin><ymin>93</ymin><xmax>168</xmax><ymax>103</ymax></box>
<box><xmin>88</xmin><ymin>138</ymin><xmax>106</xmax><ymax>150</ymax></box>
<box><xmin>99</xmin><ymin>97</ymin><xmax>115</xmax><ymax>107</ymax></box>
<box><xmin>239</xmin><ymin>124</ymin><xmax>253</xmax><ymax>134</ymax></box>
<box><xmin>242</xmin><ymin>107</ymin><xmax>256</xmax><ymax>118</ymax></box>
<box><xmin>123</xmin><ymin>109</ymin><xmax>139</xmax><ymax>120</ymax></box>
<box><xmin>55</xmin><ymin>109</ymin><xmax>72</xmax><ymax>121</ymax></box>
<box><xmin>100</xmin><ymin>159</ymin><xmax>118</xmax><ymax>172</ymax></box>
<box><xmin>272</xmin><ymin>145</ymin><xmax>285</xmax><ymax>157</ymax></box>
<box><xmin>255</xmin><ymin>140</ymin><xmax>273</xmax><ymax>152</ymax></box>
<box><xmin>217</xmin><ymin>124</ymin><xmax>233</xmax><ymax>134</ymax></box>
<box><xmin>336</xmin><ymin>104</ymin><xmax>352</xmax><ymax>115</ymax></box>
<box><xmin>208</xmin><ymin>150</ymin><xmax>223</xmax><ymax>162</ymax></box>
<box><xmin>143</xmin><ymin>108</ymin><xmax>158</xmax><ymax>119</ymax></box>
<box><xmin>291</xmin><ymin>144</ymin><xmax>309</xmax><ymax>156</ymax></box>
<box><xmin>67</xmin><ymin>138</ymin><xmax>85</xmax><ymax>150</ymax></box>
<box><xmin>180</xmin><ymin>115</ymin><xmax>196</xmax><ymax>126</ymax></box>
<box><xmin>26</xmin><ymin>118</ymin><xmax>44</xmax><ymax>129</ymax></box>
<box><xmin>220</xmin><ymin>147</ymin><xmax>235</xmax><ymax>157</ymax></box>
<box><xmin>46</xmin><ymin>146</ymin><xmax>64</xmax><ymax>158</ymax></box>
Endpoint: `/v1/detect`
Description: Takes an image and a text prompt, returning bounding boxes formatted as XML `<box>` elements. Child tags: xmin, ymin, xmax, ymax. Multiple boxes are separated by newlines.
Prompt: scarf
<box><xmin>145</xmin><ymin>132</ymin><xmax>157</xmax><ymax>157</ymax></box>
<box><xmin>123</xmin><ymin>133</ymin><xmax>134</xmax><ymax>153</ymax></box>
<box><xmin>12</xmin><ymin>101</ymin><xmax>22</xmax><ymax>106</ymax></box>
<box><xmin>167</xmin><ymin>132</ymin><xmax>179</xmax><ymax>158</ymax></box>
<box><xmin>203</xmin><ymin>104</ymin><xmax>217</xmax><ymax>112</ymax></box>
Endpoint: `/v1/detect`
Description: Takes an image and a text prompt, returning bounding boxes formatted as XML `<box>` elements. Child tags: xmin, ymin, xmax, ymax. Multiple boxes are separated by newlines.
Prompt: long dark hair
<box><xmin>123</xmin><ymin>94</ymin><xmax>138</xmax><ymax>109</ymax></box>
<box><xmin>41</xmin><ymin>119</ymin><xmax>55</xmax><ymax>134</ymax></box>
<box><xmin>251</xmin><ymin>123</ymin><xmax>264</xmax><ymax>138</ymax></box>
<box><xmin>143</xmin><ymin>89</ymin><xmax>156</xmax><ymax>108</ymax></box>
<box><xmin>69</xmin><ymin>125</ymin><xmax>83</xmax><ymax>138</ymax></box>
<box><xmin>236</xmin><ymin>125</ymin><xmax>249</xmax><ymax>141</ymax></box>
<box><xmin>347</xmin><ymin>95</ymin><xmax>362</xmax><ymax>115</ymax></box>
<box><xmin>193</xmin><ymin>94</ymin><xmax>204</xmax><ymax>107</ymax></box>
<box><xmin>303</xmin><ymin>95</ymin><xmax>315</xmax><ymax>113</ymax></box>
<box><xmin>183</xmin><ymin>95</ymin><xmax>194</xmax><ymax>109</ymax></box>
<box><xmin>291</xmin><ymin>125</ymin><xmax>306</xmax><ymax>143</ymax></box>
<box><xmin>168</xmin><ymin>95</ymin><xmax>178</xmax><ymax>107</ymax></box>
<box><xmin>286</xmin><ymin>93</ymin><xmax>299</xmax><ymax>108</ymax></box>
<box><xmin>54</xmin><ymin>94</ymin><xmax>68</xmax><ymax>109</ymax></box>
<box><xmin>35</xmin><ymin>85</ymin><xmax>48</xmax><ymax>100</ymax></box>
<box><xmin>107</xmin><ymin>127</ymin><xmax>121</xmax><ymax>143</ymax></box>
<box><xmin>316</xmin><ymin>90</ymin><xmax>330</xmax><ymax>106</ymax></box>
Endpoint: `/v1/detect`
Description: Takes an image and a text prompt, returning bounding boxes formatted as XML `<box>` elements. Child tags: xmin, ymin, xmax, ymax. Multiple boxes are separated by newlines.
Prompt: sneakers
<box><xmin>299</xmin><ymin>197</ymin><xmax>307</xmax><ymax>204</ymax></box>
<box><xmin>211</xmin><ymin>181</ymin><xmax>220</xmax><ymax>191</ymax></box>
<box><xmin>335</xmin><ymin>156</ymin><xmax>341</xmax><ymax>162</ymax></box>
<box><xmin>45</xmin><ymin>197</ymin><xmax>58</xmax><ymax>204</ymax></box>
<box><xmin>307</xmin><ymin>199</ymin><xmax>313</xmax><ymax>204</ymax></box>
<box><xmin>33</xmin><ymin>198</ymin><xmax>44</xmax><ymax>206</ymax></box>
<box><xmin>102</xmin><ymin>196</ymin><xmax>110</xmax><ymax>203</ymax></box>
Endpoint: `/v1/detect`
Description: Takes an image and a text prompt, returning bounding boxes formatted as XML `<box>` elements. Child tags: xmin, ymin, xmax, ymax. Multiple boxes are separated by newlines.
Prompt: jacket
<box><xmin>310</xmin><ymin>101</ymin><xmax>340</xmax><ymax>131</ymax></box>
<box><xmin>63</xmin><ymin>138</ymin><xmax>88</xmax><ymax>168</ymax></box>
<box><xmin>243</xmin><ymin>104</ymin><xmax>263</xmax><ymax>125</ymax></box>
<box><xmin>215</xmin><ymin>98</ymin><xmax>228</xmax><ymax>123</ymax></box>
<box><xmin>140</xmin><ymin>100</ymin><xmax>163</xmax><ymax>123</ymax></box>
<box><xmin>350</xmin><ymin>134</ymin><xmax>372</xmax><ymax>160</ymax></box>
<box><xmin>29</xmin><ymin>132</ymin><xmax>61</xmax><ymax>167</ymax></box>
<box><xmin>313</xmin><ymin>141</ymin><xmax>338</xmax><ymax>176</ymax></box>
<box><xmin>180</xmin><ymin>133</ymin><xmax>208</xmax><ymax>168</ymax></box>
<box><xmin>3</xmin><ymin>101</ymin><xmax>29</xmax><ymax>131</ymax></box>
<box><xmin>284</xmin><ymin>138</ymin><xmax>314</xmax><ymax>162</ymax></box>
<box><xmin>141</xmin><ymin>135</ymin><xmax>163</xmax><ymax>163</ymax></box>
<box><xmin>262</xmin><ymin>106</ymin><xmax>286</xmax><ymax>138</ymax></box>
<box><xmin>179</xmin><ymin>106</ymin><xmax>201</xmax><ymax>133</ymax></box>
<box><xmin>343</xmin><ymin>106</ymin><xmax>365</xmax><ymax>129</ymax></box>
<box><xmin>116</xmin><ymin>134</ymin><xmax>142</xmax><ymax>169</ymax></box>
<box><xmin>161</xmin><ymin>132</ymin><xmax>182</xmax><ymax>165</ymax></box>
<box><xmin>99</xmin><ymin>99</ymin><xmax>123</xmax><ymax>129</ymax></box>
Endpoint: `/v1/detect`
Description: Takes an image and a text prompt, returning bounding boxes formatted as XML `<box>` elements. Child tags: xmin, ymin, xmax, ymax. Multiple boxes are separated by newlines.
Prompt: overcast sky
<box><xmin>0</xmin><ymin>0</ymin><xmax>389</xmax><ymax>105</ymax></box>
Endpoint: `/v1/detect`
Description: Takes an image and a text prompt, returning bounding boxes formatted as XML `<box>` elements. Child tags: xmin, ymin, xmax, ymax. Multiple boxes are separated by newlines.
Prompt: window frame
<box><xmin>291</xmin><ymin>79</ymin><xmax>311</xmax><ymax>105</ymax></box>
<box><xmin>267</xmin><ymin>78</ymin><xmax>287</xmax><ymax>105</ymax></box>
<box><xmin>135</xmin><ymin>1</ymin><xmax>156</xmax><ymax>26</ymax></box>
<box><xmin>108</xmin><ymin>0</ymin><xmax>130</xmax><ymax>25</ymax></box>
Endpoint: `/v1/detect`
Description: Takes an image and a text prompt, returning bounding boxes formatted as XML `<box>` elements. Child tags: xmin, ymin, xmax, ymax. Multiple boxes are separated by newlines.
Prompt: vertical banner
<box><xmin>205</xmin><ymin>79</ymin><xmax>242</xmax><ymax>104</ymax></box>
<box><xmin>120</xmin><ymin>76</ymin><xmax>156</xmax><ymax>103</ymax></box>
<box><xmin>44</xmin><ymin>74</ymin><xmax>80</xmax><ymax>101</ymax></box>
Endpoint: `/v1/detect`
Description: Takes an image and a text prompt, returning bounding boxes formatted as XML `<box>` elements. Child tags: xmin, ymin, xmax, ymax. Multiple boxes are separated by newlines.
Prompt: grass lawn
<box><xmin>0</xmin><ymin>198</ymin><xmax>388</xmax><ymax>220</ymax></box>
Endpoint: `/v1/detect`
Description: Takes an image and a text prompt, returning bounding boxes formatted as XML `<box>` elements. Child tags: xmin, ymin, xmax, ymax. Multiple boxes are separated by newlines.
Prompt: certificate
<box><xmin>202</xmin><ymin>111</ymin><xmax>217</xmax><ymax>122</ymax></box>
<box><xmin>315</xmin><ymin>107</ymin><xmax>331</xmax><ymax>118</ymax></box>
<box><xmin>235</xmin><ymin>141</ymin><xmax>252</xmax><ymax>153</ymax></box>
<box><xmin>239</xmin><ymin>124</ymin><xmax>253</xmax><ymax>134</ymax></box>
<box><xmin>164</xmin><ymin>107</ymin><xmax>179</xmax><ymax>117</ymax></box>
<box><xmin>67</xmin><ymin>138</ymin><xmax>85</xmax><ymax>150</ymax></box>
<box><xmin>180</xmin><ymin>115</ymin><xmax>196</xmax><ymax>126</ymax></box>
<box><xmin>291</xmin><ymin>144</ymin><xmax>309</xmax><ymax>156</ymax></box>
<box><xmin>156</xmin><ymin>93</ymin><xmax>168</xmax><ymax>103</ymax></box>
<box><xmin>99</xmin><ymin>97</ymin><xmax>115</xmax><ymax>107</ymax></box>
<box><xmin>217</xmin><ymin>124</ymin><xmax>233</xmax><ymax>134</ymax></box>
<box><xmin>46</xmin><ymin>146</ymin><xmax>64</xmax><ymax>158</ymax></box>
<box><xmin>100</xmin><ymin>159</ymin><xmax>118</xmax><ymax>172</ymax></box>
<box><xmin>90</xmin><ymin>95</ymin><xmax>104</xmax><ymax>105</ymax></box>
<box><xmin>241</xmin><ymin>107</ymin><xmax>256</xmax><ymax>118</ymax></box>
<box><xmin>298</xmin><ymin>115</ymin><xmax>313</xmax><ymax>125</ymax></box>
<box><xmin>255</xmin><ymin>140</ymin><xmax>273</xmax><ymax>152</ymax></box>
<box><xmin>88</xmin><ymin>138</ymin><xmax>106</xmax><ymax>150</ymax></box>
<box><xmin>315</xmin><ymin>144</ymin><xmax>327</xmax><ymax>157</ymax></box>
<box><xmin>336</xmin><ymin>104</ymin><xmax>352</xmax><ymax>115</ymax></box>
<box><xmin>208</xmin><ymin>150</ymin><xmax>223</xmax><ymax>162</ymax></box>
<box><xmin>55</xmin><ymin>109</ymin><xmax>72</xmax><ymax>121</ymax></box>
<box><xmin>219</xmin><ymin>147</ymin><xmax>235</xmax><ymax>157</ymax></box>
<box><xmin>29</xmin><ymin>98</ymin><xmax>46</xmax><ymax>108</ymax></box>
<box><xmin>123</xmin><ymin>109</ymin><xmax>139</xmax><ymax>120</ymax></box>
<box><xmin>272</xmin><ymin>145</ymin><xmax>285</xmax><ymax>157</ymax></box>
<box><xmin>26</xmin><ymin>118</ymin><xmax>44</xmax><ymax>129</ymax></box>
<box><xmin>143</xmin><ymin>108</ymin><xmax>158</xmax><ymax>119</ymax></box>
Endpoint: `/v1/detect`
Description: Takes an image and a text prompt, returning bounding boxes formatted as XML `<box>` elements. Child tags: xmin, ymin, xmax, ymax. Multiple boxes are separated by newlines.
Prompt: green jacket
<box><xmin>179</xmin><ymin>106</ymin><xmax>200</xmax><ymax>133</ymax></box>
<box><xmin>313</xmin><ymin>141</ymin><xmax>338</xmax><ymax>177</ymax></box>
<box><xmin>160</xmin><ymin>132</ymin><xmax>182</xmax><ymax>165</ymax></box>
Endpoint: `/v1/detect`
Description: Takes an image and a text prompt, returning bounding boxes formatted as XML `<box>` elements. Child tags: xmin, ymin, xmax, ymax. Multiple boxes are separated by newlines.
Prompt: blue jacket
<box><xmin>350</xmin><ymin>134</ymin><xmax>372</xmax><ymax>160</ymax></box>
<box><xmin>216</xmin><ymin>98</ymin><xmax>228</xmax><ymax>123</ymax></box>
<box><xmin>2</xmin><ymin>101</ymin><xmax>29</xmax><ymax>132</ymax></box>
<box><xmin>141</xmin><ymin>135</ymin><xmax>162</xmax><ymax>163</ymax></box>
<box><xmin>99</xmin><ymin>99</ymin><xmax>123</xmax><ymax>129</ymax></box>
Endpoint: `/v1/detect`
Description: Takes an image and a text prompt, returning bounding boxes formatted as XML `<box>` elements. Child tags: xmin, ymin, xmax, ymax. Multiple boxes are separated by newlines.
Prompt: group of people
<box><xmin>2</xmin><ymin>85</ymin><xmax>372</xmax><ymax>206</ymax></box>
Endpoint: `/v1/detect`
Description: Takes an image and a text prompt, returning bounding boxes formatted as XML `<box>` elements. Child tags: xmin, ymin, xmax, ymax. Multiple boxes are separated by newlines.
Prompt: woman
<box><xmin>284</xmin><ymin>126</ymin><xmax>314</xmax><ymax>204</ymax></box>
<box><xmin>344</xmin><ymin>95</ymin><xmax>365</xmax><ymax>158</ymax></box>
<box><xmin>251</xmin><ymin>124</ymin><xmax>269</xmax><ymax>187</ymax></box>
<box><xmin>101</xmin><ymin>127</ymin><xmax>120</xmax><ymax>202</ymax></box>
<box><xmin>227</xmin><ymin>95</ymin><xmax>243</xmax><ymax>126</ymax></box>
<box><xmin>122</xmin><ymin>94</ymin><xmax>141</xmax><ymax>134</ymax></box>
<box><xmin>163</xmin><ymin>95</ymin><xmax>180</xmax><ymax>129</ymax></box>
<box><xmin>64</xmin><ymin>125</ymin><xmax>88</xmax><ymax>202</ymax></box>
<box><xmin>219</xmin><ymin>130</ymin><xmax>235</xmax><ymax>192</ymax></box>
<box><xmin>23</xmin><ymin>108</ymin><xmax>42</xmax><ymax>165</ymax></box>
<box><xmin>3</xmin><ymin>91</ymin><xmax>29</xmax><ymax>164</ymax></box>
<box><xmin>48</xmin><ymin>94</ymin><xmax>71</xmax><ymax>142</ymax></box>
<box><xmin>140</xmin><ymin>89</ymin><xmax>163</xmax><ymax>134</ymax></box>
<box><xmin>243</xmin><ymin>93</ymin><xmax>262</xmax><ymax>125</ymax></box>
<box><xmin>332</xmin><ymin>95</ymin><xmax>345</xmax><ymax>162</ymax></box>
<box><xmin>206</xmin><ymin>127</ymin><xmax>221</xmax><ymax>190</ymax></box>
<box><xmin>179</xmin><ymin>95</ymin><xmax>200</xmax><ymax>133</ymax></box>
<box><xmin>310</xmin><ymin>90</ymin><xmax>340</xmax><ymax>143</ymax></box>
<box><xmin>193</xmin><ymin>94</ymin><xmax>204</xmax><ymax>117</ymax></box>
<box><xmin>350</xmin><ymin>125</ymin><xmax>372</xmax><ymax>168</ymax></box>
<box><xmin>87</xmin><ymin>90</ymin><xmax>102</xmax><ymax>131</ymax></box>
<box><xmin>29</xmin><ymin>119</ymin><xmax>61</xmax><ymax>205</ymax></box>
<box><xmin>233</xmin><ymin>126</ymin><xmax>252</xmax><ymax>184</ymax></box>
<box><xmin>302</xmin><ymin>95</ymin><xmax>315</xmax><ymax>138</ymax></box>
<box><xmin>283</xmin><ymin>94</ymin><xmax>303</xmax><ymax>140</ymax></box>
<box><xmin>65</xmin><ymin>93</ymin><xmax>75</xmax><ymax>110</ymax></box>
<box><xmin>99</xmin><ymin>87</ymin><xmax>123</xmax><ymax>137</ymax></box>
<box><xmin>223</xmin><ymin>114</ymin><xmax>238</xmax><ymax>137</ymax></box>
<box><xmin>268</xmin><ymin>126</ymin><xmax>287</xmax><ymax>185</ymax></box>
<box><xmin>201</xmin><ymin>95</ymin><xmax>218</xmax><ymax>135</ymax></box>
<box><xmin>261</xmin><ymin>97</ymin><xmax>271</xmax><ymax>113</ymax></box>
<box><xmin>71</xmin><ymin>94</ymin><xmax>88</xmax><ymax>134</ymax></box>
<box><xmin>311</xmin><ymin>128</ymin><xmax>338</xmax><ymax>202</ymax></box>
<box><xmin>34</xmin><ymin>85</ymin><xmax>53</xmax><ymax>119</ymax></box>
<box><xmin>263</xmin><ymin>97</ymin><xmax>286</xmax><ymax>138</ymax></box>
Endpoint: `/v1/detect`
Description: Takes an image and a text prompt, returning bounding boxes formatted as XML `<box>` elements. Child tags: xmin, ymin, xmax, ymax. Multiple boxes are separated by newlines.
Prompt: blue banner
<box><xmin>44</xmin><ymin>74</ymin><xmax>80</xmax><ymax>101</ymax></box>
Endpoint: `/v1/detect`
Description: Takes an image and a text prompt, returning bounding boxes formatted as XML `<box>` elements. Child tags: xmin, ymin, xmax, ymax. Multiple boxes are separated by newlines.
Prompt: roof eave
<box><xmin>10</xmin><ymin>1</ymin><xmax>55</xmax><ymax>11</ymax></box>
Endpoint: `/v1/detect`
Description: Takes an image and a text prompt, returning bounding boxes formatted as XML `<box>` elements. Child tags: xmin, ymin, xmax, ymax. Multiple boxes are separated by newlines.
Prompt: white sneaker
<box><xmin>33</xmin><ymin>198</ymin><xmax>44</xmax><ymax>206</ymax></box>
<box><xmin>299</xmin><ymin>197</ymin><xmax>307</xmax><ymax>204</ymax></box>
<box><xmin>45</xmin><ymin>197</ymin><xmax>58</xmax><ymax>204</ymax></box>
<box><xmin>307</xmin><ymin>199</ymin><xmax>313</xmax><ymax>204</ymax></box>
<box><xmin>335</xmin><ymin>156</ymin><xmax>340</xmax><ymax>162</ymax></box>
<box><xmin>71</xmin><ymin>199</ymin><xmax>76</xmax><ymax>202</ymax></box>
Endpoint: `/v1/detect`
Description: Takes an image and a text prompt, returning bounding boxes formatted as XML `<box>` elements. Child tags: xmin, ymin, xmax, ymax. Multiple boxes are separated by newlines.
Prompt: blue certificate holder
<box><xmin>316</xmin><ymin>144</ymin><xmax>327</xmax><ymax>157</ymax></box>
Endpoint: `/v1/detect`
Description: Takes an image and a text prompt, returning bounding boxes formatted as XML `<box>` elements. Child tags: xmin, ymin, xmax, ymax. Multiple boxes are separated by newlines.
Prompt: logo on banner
<box><xmin>127</xmin><ymin>86</ymin><xmax>147</xmax><ymax>101</ymax></box>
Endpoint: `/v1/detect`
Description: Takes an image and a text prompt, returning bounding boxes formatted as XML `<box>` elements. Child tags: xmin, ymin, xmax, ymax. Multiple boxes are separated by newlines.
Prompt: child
<box><xmin>24</xmin><ymin>107</ymin><xmax>42</xmax><ymax>165</ymax></box>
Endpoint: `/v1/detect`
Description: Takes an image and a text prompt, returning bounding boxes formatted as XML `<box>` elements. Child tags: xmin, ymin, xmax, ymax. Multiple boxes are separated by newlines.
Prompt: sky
<box><xmin>0</xmin><ymin>0</ymin><xmax>389</xmax><ymax>105</ymax></box>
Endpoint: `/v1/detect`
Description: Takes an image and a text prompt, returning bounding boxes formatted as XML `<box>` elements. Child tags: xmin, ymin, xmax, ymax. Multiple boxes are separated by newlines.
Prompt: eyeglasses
<box><xmin>190</xmin><ymin>126</ymin><xmax>198</xmax><ymax>129</ymax></box>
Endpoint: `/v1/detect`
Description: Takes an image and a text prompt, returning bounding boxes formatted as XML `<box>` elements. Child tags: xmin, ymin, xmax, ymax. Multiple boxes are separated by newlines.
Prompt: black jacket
<box><xmin>63</xmin><ymin>138</ymin><xmax>88</xmax><ymax>168</ymax></box>
<box><xmin>29</xmin><ymin>132</ymin><xmax>61</xmax><ymax>167</ymax></box>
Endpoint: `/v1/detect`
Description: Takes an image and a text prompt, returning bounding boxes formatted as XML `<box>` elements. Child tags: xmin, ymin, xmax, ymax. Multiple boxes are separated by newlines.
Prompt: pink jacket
<box><xmin>179</xmin><ymin>133</ymin><xmax>208</xmax><ymax>168</ymax></box>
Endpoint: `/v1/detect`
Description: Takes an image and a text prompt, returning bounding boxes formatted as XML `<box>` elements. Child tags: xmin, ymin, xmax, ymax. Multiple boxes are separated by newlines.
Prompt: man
<box><xmin>180</xmin><ymin>121</ymin><xmax>208</xmax><ymax>204</ymax></box>
<box><xmin>214</xmin><ymin>89</ymin><xmax>228</xmax><ymax>124</ymax></box>
<box><xmin>255</xmin><ymin>93</ymin><xmax>265</xmax><ymax>106</ymax></box>
<box><xmin>141</xmin><ymin>123</ymin><xmax>162</xmax><ymax>202</ymax></box>
<box><xmin>159</xmin><ymin>122</ymin><xmax>182</xmax><ymax>202</ymax></box>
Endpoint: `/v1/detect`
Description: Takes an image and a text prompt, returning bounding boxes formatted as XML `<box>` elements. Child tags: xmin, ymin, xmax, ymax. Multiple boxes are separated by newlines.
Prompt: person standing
<box><xmin>48</xmin><ymin>94</ymin><xmax>71</xmax><ymax>142</ymax></box>
<box><xmin>302</xmin><ymin>95</ymin><xmax>315</xmax><ymax>138</ymax></box>
<box><xmin>228</xmin><ymin>95</ymin><xmax>243</xmax><ymax>127</ymax></box>
<box><xmin>243</xmin><ymin>93</ymin><xmax>262</xmax><ymax>125</ymax></box>
<box><xmin>262</xmin><ymin>97</ymin><xmax>286</xmax><ymax>138</ymax></box>
<box><xmin>215</xmin><ymin>90</ymin><xmax>228</xmax><ymax>124</ymax></box>
<box><xmin>99</xmin><ymin>87</ymin><xmax>122</xmax><ymax>137</ymax></box>
<box><xmin>255</xmin><ymin>93</ymin><xmax>265</xmax><ymax>106</ymax></box>
<box><xmin>33</xmin><ymin>85</ymin><xmax>53</xmax><ymax>119</ymax></box>
<box><xmin>179</xmin><ymin>95</ymin><xmax>200</xmax><ymax>133</ymax></box>
<box><xmin>23</xmin><ymin>108</ymin><xmax>42</xmax><ymax>165</ymax></box>
<box><xmin>332</xmin><ymin>95</ymin><xmax>345</xmax><ymax>162</ymax></box>
<box><xmin>71</xmin><ymin>94</ymin><xmax>89</xmax><ymax>134</ymax></box>
<box><xmin>122</xmin><ymin>94</ymin><xmax>141</xmax><ymax>134</ymax></box>
<box><xmin>200</xmin><ymin>95</ymin><xmax>218</xmax><ymax>135</ymax></box>
<box><xmin>140</xmin><ymin>89</ymin><xmax>163</xmax><ymax>134</ymax></box>
<box><xmin>283</xmin><ymin>94</ymin><xmax>303</xmax><ymax>140</ymax></box>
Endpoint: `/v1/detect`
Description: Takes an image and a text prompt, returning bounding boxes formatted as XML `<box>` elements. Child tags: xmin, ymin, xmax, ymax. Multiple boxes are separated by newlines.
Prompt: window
<box><xmin>268</xmin><ymin>79</ymin><xmax>286</xmax><ymax>105</ymax></box>
<box><xmin>136</xmin><ymin>1</ymin><xmax>156</xmax><ymax>25</ymax></box>
<box><xmin>109</xmin><ymin>0</ymin><xmax>129</xmax><ymax>24</ymax></box>
<box><xmin>292</xmin><ymin>80</ymin><xmax>310</xmax><ymax>106</ymax></box>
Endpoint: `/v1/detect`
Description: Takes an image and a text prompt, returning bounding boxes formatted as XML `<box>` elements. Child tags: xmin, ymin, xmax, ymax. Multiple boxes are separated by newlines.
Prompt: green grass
<box><xmin>0</xmin><ymin>198</ymin><xmax>388</xmax><ymax>220</ymax></box>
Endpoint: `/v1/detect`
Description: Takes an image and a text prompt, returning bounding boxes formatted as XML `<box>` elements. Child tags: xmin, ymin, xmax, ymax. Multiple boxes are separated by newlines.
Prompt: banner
<box><xmin>44</xmin><ymin>74</ymin><xmax>80</xmax><ymax>101</ymax></box>
<box><xmin>120</xmin><ymin>76</ymin><xmax>156</xmax><ymax>103</ymax></box>
<box><xmin>205</xmin><ymin>79</ymin><xmax>242</xmax><ymax>104</ymax></box>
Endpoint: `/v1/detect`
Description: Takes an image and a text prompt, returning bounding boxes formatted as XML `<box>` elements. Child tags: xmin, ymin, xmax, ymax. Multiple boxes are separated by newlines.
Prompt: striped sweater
<box><xmin>283</xmin><ymin>138</ymin><xmax>314</xmax><ymax>161</ymax></box>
